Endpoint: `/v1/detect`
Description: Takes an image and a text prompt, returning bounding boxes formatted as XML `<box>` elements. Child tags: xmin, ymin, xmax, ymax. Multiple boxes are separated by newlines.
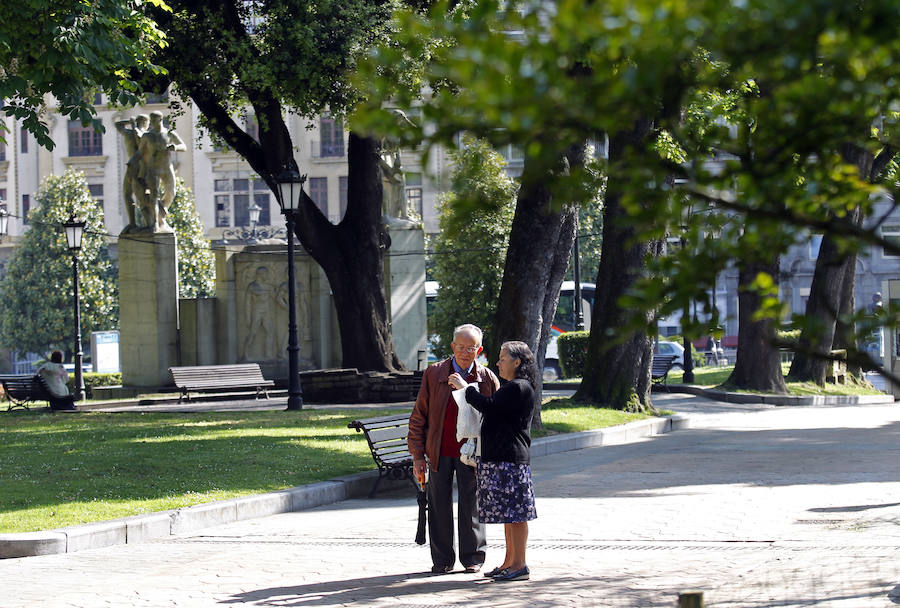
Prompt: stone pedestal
<box><xmin>119</xmin><ymin>233</ymin><xmax>179</xmax><ymax>387</ymax></box>
<box><xmin>384</xmin><ymin>226</ymin><xmax>428</xmax><ymax>370</ymax></box>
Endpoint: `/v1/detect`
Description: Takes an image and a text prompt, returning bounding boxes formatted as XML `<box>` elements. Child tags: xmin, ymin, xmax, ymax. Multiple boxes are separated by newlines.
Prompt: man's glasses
<box><xmin>455</xmin><ymin>345</ymin><xmax>480</xmax><ymax>353</ymax></box>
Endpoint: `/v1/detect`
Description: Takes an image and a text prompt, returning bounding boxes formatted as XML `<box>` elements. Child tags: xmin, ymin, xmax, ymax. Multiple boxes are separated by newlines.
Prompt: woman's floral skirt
<box><xmin>476</xmin><ymin>459</ymin><xmax>537</xmax><ymax>524</ymax></box>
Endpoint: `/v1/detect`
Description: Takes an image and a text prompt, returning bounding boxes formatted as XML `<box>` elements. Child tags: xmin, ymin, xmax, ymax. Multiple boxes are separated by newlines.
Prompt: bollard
<box><xmin>678</xmin><ymin>591</ymin><xmax>703</xmax><ymax>608</ymax></box>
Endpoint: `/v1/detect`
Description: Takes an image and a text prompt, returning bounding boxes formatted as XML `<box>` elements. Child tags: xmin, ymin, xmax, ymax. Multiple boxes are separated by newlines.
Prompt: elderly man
<box><xmin>408</xmin><ymin>323</ymin><xmax>500</xmax><ymax>574</ymax></box>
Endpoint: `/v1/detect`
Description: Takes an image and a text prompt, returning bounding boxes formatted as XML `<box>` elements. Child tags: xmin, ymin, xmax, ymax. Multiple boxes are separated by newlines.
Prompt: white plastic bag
<box><xmin>452</xmin><ymin>384</ymin><xmax>482</xmax><ymax>441</ymax></box>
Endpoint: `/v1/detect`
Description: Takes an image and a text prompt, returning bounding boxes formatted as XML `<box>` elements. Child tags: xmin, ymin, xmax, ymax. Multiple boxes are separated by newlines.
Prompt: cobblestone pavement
<box><xmin>4</xmin><ymin>394</ymin><xmax>900</xmax><ymax>607</ymax></box>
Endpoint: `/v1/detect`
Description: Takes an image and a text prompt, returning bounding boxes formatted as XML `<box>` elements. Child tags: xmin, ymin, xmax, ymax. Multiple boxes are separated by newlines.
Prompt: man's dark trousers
<box><xmin>427</xmin><ymin>455</ymin><xmax>486</xmax><ymax>568</ymax></box>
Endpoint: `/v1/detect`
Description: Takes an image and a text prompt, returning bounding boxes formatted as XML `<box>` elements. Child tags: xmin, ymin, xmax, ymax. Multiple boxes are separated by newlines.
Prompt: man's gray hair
<box><xmin>453</xmin><ymin>323</ymin><xmax>483</xmax><ymax>343</ymax></box>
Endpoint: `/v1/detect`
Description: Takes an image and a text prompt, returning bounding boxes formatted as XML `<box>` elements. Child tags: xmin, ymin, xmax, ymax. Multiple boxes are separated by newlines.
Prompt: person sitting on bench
<box><xmin>37</xmin><ymin>350</ymin><xmax>77</xmax><ymax>411</ymax></box>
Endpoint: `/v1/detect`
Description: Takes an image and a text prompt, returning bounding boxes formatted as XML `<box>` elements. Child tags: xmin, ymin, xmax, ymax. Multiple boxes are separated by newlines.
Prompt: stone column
<box><xmin>119</xmin><ymin>233</ymin><xmax>179</xmax><ymax>387</ymax></box>
<box><xmin>384</xmin><ymin>226</ymin><xmax>427</xmax><ymax>370</ymax></box>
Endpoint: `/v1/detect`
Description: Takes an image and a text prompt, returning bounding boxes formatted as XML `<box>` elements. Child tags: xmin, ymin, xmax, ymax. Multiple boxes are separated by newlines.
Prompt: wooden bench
<box><xmin>168</xmin><ymin>364</ymin><xmax>275</xmax><ymax>402</ymax></box>
<box><xmin>651</xmin><ymin>354</ymin><xmax>677</xmax><ymax>390</ymax></box>
<box><xmin>0</xmin><ymin>374</ymin><xmax>55</xmax><ymax>411</ymax></box>
<box><xmin>348</xmin><ymin>413</ymin><xmax>415</xmax><ymax>498</ymax></box>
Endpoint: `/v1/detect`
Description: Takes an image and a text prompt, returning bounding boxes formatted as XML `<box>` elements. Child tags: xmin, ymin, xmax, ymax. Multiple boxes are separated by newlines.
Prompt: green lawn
<box><xmin>667</xmin><ymin>364</ymin><xmax>885</xmax><ymax>396</ymax></box>
<box><xmin>0</xmin><ymin>400</ymin><xmax>652</xmax><ymax>533</ymax></box>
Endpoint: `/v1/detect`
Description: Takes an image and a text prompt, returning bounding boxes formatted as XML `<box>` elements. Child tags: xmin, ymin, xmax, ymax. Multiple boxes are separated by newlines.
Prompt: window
<box><xmin>88</xmin><ymin>184</ymin><xmax>104</xmax><ymax>214</ymax></box>
<box><xmin>215</xmin><ymin>195</ymin><xmax>231</xmax><ymax>227</ymax></box>
<box><xmin>319</xmin><ymin>116</ymin><xmax>344</xmax><ymax>157</ymax></box>
<box><xmin>405</xmin><ymin>172</ymin><xmax>423</xmax><ymax>216</ymax></box>
<box><xmin>68</xmin><ymin>120</ymin><xmax>103</xmax><ymax>156</ymax></box>
<box><xmin>20</xmin><ymin>127</ymin><xmax>27</xmax><ymax>153</ymax></box>
<box><xmin>309</xmin><ymin>177</ymin><xmax>328</xmax><ymax>215</ymax></box>
<box><xmin>215</xmin><ymin>177</ymin><xmax>271</xmax><ymax>227</ymax></box>
<box><xmin>22</xmin><ymin>194</ymin><xmax>30</xmax><ymax>224</ymax></box>
<box><xmin>339</xmin><ymin>176</ymin><xmax>348</xmax><ymax>220</ymax></box>
<box><xmin>882</xmin><ymin>224</ymin><xmax>900</xmax><ymax>259</ymax></box>
<box><xmin>0</xmin><ymin>138</ymin><xmax>5</xmax><ymax>161</ymax></box>
<box><xmin>93</xmin><ymin>93</ymin><xmax>103</xmax><ymax>105</ymax></box>
<box><xmin>809</xmin><ymin>234</ymin><xmax>823</xmax><ymax>259</ymax></box>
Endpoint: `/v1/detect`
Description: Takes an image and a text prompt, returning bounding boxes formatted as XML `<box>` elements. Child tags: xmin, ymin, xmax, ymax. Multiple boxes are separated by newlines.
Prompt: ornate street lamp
<box><xmin>63</xmin><ymin>215</ymin><xmax>87</xmax><ymax>401</ymax></box>
<box><xmin>275</xmin><ymin>168</ymin><xmax>306</xmax><ymax>411</ymax></box>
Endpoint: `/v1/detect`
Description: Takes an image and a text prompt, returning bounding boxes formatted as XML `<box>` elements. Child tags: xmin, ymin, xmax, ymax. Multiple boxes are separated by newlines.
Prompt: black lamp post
<box><xmin>573</xmin><ymin>216</ymin><xmax>585</xmax><ymax>331</ymax></box>
<box><xmin>680</xmin><ymin>232</ymin><xmax>695</xmax><ymax>384</ymax></box>
<box><xmin>63</xmin><ymin>215</ymin><xmax>86</xmax><ymax>401</ymax></box>
<box><xmin>275</xmin><ymin>169</ymin><xmax>306</xmax><ymax>411</ymax></box>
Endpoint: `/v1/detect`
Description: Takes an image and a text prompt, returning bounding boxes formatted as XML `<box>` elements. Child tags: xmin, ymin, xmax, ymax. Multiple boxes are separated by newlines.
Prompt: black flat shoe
<box><xmin>493</xmin><ymin>565</ymin><xmax>529</xmax><ymax>582</ymax></box>
<box><xmin>430</xmin><ymin>564</ymin><xmax>453</xmax><ymax>574</ymax></box>
<box><xmin>484</xmin><ymin>566</ymin><xmax>507</xmax><ymax>578</ymax></box>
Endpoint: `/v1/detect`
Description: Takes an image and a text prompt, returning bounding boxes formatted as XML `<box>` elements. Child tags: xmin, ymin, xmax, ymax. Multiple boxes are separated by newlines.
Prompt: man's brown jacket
<box><xmin>408</xmin><ymin>357</ymin><xmax>500</xmax><ymax>472</ymax></box>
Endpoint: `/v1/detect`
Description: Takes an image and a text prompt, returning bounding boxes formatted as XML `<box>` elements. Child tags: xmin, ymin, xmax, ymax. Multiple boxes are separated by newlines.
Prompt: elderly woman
<box><xmin>37</xmin><ymin>350</ymin><xmax>77</xmax><ymax>411</ymax></box>
<box><xmin>449</xmin><ymin>340</ymin><xmax>537</xmax><ymax>582</ymax></box>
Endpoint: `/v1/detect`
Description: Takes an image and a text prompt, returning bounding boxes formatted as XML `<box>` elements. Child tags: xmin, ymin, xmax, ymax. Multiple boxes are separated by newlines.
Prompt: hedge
<box><xmin>66</xmin><ymin>372</ymin><xmax>123</xmax><ymax>399</ymax></box>
<box><xmin>558</xmin><ymin>331</ymin><xmax>590</xmax><ymax>379</ymax></box>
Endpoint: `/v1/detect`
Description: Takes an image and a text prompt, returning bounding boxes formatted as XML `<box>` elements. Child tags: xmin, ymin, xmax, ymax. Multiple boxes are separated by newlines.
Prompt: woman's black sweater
<box><xmin>465</xmin><ymin>378</ymin><xmax>535</xmax><ymax>464</ymax></box>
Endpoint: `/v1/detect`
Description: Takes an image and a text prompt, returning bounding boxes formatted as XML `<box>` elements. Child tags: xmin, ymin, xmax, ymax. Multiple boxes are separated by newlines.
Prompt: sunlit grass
<box><xmin>0</xmin><ymin>409</ymin><xmax>405</xmax><ymax>533</ymax></box>
<box><xmin>1</xmin><ymin>400</ymin><xmax>652</xmax><ymax>533</ymax></box>
<box><xmin>667</xmin><ymin>364</ymin><xmax>884</xmax><ymax>396</ymax></box>
<box><xmin>536</xmin><ymin>398</ymin><xmax>663</xmax><ymax>436</ymax></box>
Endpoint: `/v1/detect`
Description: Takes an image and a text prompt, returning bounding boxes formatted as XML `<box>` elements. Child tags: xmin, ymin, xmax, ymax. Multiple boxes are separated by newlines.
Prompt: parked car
<box><xmin>655</xmin><ymin>340</ymin><xmax>685</xmax><ymax>370</ymax></box>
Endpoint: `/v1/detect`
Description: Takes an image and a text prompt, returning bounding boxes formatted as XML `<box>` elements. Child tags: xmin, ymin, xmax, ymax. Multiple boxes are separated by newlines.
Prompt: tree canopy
<box><xmin>0</xmin><ymin>0</ymin><xmax>169</xmax><ymax>149</ymax></box>
<box><xmin>0</xmin><ymin>171</ymin><xmax>118</xmax><ymax>356</ymax></box>
<box><xmin>430</xmin><ymin>136</ymin><xmax>516</xmax><ymax>360</ymax></box>
<box><xmin>358</xmin><ymin>0</ymin><xmax>900</xmax><ymax>396</ymax></box>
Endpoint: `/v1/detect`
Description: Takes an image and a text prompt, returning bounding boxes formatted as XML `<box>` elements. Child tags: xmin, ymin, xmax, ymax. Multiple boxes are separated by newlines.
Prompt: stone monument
<box><xmin>117</xmin><ymin>111</ymin><xmax>183</xmax><ymax>387</ymax></box>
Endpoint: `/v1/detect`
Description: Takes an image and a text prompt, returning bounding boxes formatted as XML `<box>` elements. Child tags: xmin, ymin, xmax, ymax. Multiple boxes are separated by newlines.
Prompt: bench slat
<box><xmin>168</xmin><ymin>364</ymin><xmax>274</xmax><ymax>401</ymax></box>
<box><xmin>366</xmin><ymin>425</ymin><xmax>409</xmax><ymax>444</ymax></box>
<box><xmin>348</xmin><ymin>412</ymin><xmax>416</xmax><ymax>498</ymax></box>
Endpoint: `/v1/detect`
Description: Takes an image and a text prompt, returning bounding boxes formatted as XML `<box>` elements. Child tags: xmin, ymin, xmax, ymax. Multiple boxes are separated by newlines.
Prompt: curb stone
<box><xmin>672</xmin><ymin>384</ymin><xmax>895</xmax><ymax>406</ymax></box>
<box><xmin>0</xmin><ymin>414</ymin><xmax>686</xmax><ymax>559</ymax></box>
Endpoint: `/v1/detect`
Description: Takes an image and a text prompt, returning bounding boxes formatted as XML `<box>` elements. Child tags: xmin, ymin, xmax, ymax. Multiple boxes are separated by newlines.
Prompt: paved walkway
<box><xmin>4</xmin><ymin>392</ymin><xmax>900</xmax><ymax>607</ymax></box>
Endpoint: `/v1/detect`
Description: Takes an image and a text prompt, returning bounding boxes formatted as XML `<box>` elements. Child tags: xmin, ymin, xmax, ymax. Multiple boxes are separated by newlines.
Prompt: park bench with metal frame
<box><xmin>168</xmin><ymin>363</ymin><xmax>274</xmax><ymax>402</ymax></box>
<box><xmin>0</xmin><ymin>374</ymin><xmax>55</xmax><ymax>411</ymax></box>
<box><xmin>348</xmin><ymin>413</ymin><xmax>416</xmax><ymax>498</ymax></box>
<box><xmin>651</xmin><ymin>354</ymin><xmax>678</xmax><ymax>390</ymax></box>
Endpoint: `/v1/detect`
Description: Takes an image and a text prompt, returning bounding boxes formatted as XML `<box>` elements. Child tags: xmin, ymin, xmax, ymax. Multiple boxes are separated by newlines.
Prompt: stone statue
<box><xmin>120</xmin><ymin>111</ymin><xmax>186</xmax><ymax>233</ymax></box>
<box><xmin>115</xmin><ymin>114</ymin><xmax>150</xmax><ymax>231</ymax></box>
<box><xmin>380</xmin><ymin>110</ymin><xmax>419</xmax><ymax>228</ymax></box>
<box><xmin>242</xmin><ymin>266</ymin><xmax>278</xmax><ymax>361</ymax></box>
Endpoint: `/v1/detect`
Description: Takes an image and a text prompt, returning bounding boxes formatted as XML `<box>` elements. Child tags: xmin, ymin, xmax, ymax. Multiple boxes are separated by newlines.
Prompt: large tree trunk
<box><xmin>182</xmin><ymin>88</ymin><xmax>404</xmax><ymax>371</ymax></box>
<box><xmin>155</xmin><ymin>4</ymin><xmax>403</xmax><ymax>373</ymax></box>
<box><xmin>574</xmin><ymin>119</ymin><xmax>660</xmax><ymax>413</ymax></box>
<box><xmin>492</xmin><ymin>149</ymin><xmax>580</xmax><ymax>427</ymax></box>
<box><xmin>295</xmin><ymin>133</ymin><xmax>404</xmax><ymax>372</ymax></box>
<box><xmin>786</xmin><ymin>231</ymin><xmax>851</xmax><ymax>385</ymax></box>
<box><xmin>726</xmin><ymin>256</ymin><xmax>788</xmax><ymax>392</ymax></box>
<box><xmin>834</xmin><ymin>248</ymin><xmax>862</xmax><ymax>380</ymax></box>
<box><xmin>790</xmin><ymin>141</ymin><xmax>878</xmax><ymax>384</ymax></box>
